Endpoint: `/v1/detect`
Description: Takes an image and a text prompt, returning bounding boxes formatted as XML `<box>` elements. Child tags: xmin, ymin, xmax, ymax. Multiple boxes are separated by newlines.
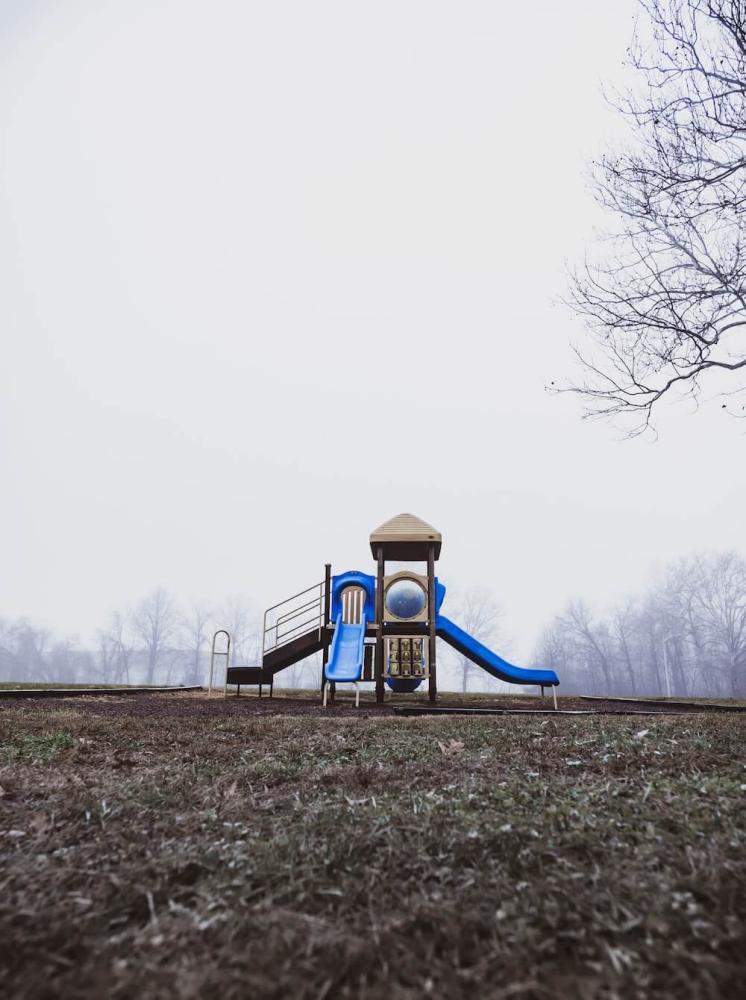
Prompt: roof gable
<box><xmin>370</xmin><ymin>513</ymin><xmax>442</xmax><ymax>560</ymax></box>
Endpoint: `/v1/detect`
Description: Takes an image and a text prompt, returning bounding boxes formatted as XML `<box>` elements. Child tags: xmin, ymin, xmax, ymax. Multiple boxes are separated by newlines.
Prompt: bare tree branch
<box><xmin>563</xmin><ymin>0</ymin><xmax>746</xmax><ymax>434</ymax></box>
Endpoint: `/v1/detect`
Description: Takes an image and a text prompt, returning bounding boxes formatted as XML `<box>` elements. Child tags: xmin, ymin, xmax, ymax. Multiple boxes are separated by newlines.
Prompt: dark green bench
<box><xmin>225</xmin><ymin>666</ymin><xmax>273</xmax><ymax>698</ymax></box>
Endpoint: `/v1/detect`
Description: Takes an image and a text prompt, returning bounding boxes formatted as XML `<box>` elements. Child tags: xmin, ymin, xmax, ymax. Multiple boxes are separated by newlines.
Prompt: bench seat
<box><xmin>226</xmin><ymin>666</ymin><xmax>273</xmax><ymax>697</ymax></box>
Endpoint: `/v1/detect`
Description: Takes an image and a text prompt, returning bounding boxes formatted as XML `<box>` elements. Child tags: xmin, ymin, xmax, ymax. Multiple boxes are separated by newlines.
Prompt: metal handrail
<box><xmin>264</xmin><ymin>610</ymin><xmax>323</xmax><ymax>653</ymax></box>
<box><xmin>264</xmin><ymin>581</ymin><xmax>324</xmax><ymax>616</ymax></box>
<box><xmin>276</xmin><ymin>612</ymin><xmax>323</xmax><ymax>644</ymax></box>
<box><xmin>209</xmin><ymin>629</ymin><xmax>230</xmax><ymax>698</ymax></box>
<box><xmin>276</xmin><ymin>596</ymin><xmax>324</xmax><ymax>629</ymax></box>
<box><xmin>262</xmin><ymin>579</ymin><xmax>325</xmax><ymax>656</ymax></box>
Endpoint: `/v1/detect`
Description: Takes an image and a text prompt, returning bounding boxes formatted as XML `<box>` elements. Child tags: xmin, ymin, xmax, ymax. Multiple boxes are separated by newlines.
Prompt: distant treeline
<box><xmin>534</xmin><ymin>552</ymin><xmax>746</xmax><ymax>698</ymax></box>
<box><xmin>0</xmin><ymin>586</ymin><xmax>501</xmax><ymax>693</ymax></box>
<box><xmin>0</xmin><ymin>589</ymin><xmax>265</xmax><ymax>690</ymax></box>
<box><xmin>3</xmin><ymin>552</ymin><xmax>745</xmax><ymax>697</ymax></box>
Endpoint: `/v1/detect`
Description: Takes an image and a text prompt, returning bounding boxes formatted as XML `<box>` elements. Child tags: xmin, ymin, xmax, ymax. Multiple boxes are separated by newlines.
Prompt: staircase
<box><xmin>262</xmin><ymin>580</ymin><xmax>326</xmax><ymax>674</ymax></box>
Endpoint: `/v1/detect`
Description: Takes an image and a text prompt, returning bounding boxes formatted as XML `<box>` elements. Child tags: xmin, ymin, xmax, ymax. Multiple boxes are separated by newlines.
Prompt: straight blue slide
<box><xmin>325</xmin><ymin>613</ymin><xmax>366</xmax><ymax>682</ymax></box>
<box><xmin>436</xmin><ymin>614</ymin><xmax>559</xmax><ymax>687</ymax></box>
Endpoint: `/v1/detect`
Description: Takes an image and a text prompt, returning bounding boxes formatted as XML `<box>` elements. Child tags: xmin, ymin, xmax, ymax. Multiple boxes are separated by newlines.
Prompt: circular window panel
<box><xmin>385</xmin><ymin>579</ymin><xmax>426</xmax><ymax>620</ymax></box>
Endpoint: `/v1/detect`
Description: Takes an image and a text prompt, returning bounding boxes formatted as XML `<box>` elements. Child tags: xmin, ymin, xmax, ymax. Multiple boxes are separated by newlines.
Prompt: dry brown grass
<box><xmin>1</xmin><ymin>692</ymin><xmax>745</xmax><ymax>998</ymax></box>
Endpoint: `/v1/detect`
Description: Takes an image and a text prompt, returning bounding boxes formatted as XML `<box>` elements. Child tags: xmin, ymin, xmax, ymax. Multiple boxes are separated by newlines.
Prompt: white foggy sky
<box><xmin>1</xmin><ymin>0</ymin><xmax>744</xmax><ymax>659</ymax></box>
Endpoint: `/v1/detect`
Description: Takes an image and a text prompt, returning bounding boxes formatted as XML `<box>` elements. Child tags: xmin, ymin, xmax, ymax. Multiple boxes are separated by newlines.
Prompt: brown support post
<box><xmin>375</xmin><ymin>546</ymin><xmax>385</xmax><ymax>703</ymax></box>
<box><xmin>427</xmin><ymin>543</ymin><xmax>437</xmax><ymax>703</ymax></box>
<box><xmin>321</xmin><ymin>563</ymin><xmax>332</xmax><ymax>703</ymax></box>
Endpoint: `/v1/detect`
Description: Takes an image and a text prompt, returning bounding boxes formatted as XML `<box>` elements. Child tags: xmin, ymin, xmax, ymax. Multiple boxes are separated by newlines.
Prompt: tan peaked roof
<box><xmin>370</xmin><ymin>513</ymin><xmax>442</xmax><ymax>560</ymax></box>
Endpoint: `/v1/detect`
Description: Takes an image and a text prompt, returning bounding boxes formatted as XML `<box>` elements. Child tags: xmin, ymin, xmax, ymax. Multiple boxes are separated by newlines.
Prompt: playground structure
<box><xmin>213</xmin><ymin>514</ymin><xmax>560</xmax><ymax>705</ymax></box>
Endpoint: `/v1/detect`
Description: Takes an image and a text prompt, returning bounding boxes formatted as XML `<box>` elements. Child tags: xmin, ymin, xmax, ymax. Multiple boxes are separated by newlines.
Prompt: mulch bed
<box><xmin>0</xmin><ymin>690</ymin><xmax>738</xmax><ymax>719</ymax></box>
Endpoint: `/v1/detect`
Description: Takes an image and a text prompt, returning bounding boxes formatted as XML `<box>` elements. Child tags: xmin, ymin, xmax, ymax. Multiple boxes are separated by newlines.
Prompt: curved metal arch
<box><xmin>209</xmin><ymin>629</ymin><xmax>231</xmax><ymax>697</ymax></box>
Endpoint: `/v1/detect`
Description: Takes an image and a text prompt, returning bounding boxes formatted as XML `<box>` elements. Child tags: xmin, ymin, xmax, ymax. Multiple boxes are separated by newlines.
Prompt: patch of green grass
<box><xmin>1</xmin><ymin>698</ymin><xmax>745</xmax><ymax>999</ymax></box>
<box><xmin>0</xmin><ymin>730</ymin><xmax>75</xmax><ymax>761</ymax></box>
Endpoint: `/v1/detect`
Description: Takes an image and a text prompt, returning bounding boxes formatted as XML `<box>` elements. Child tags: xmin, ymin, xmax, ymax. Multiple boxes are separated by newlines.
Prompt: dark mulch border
<box><xmin>0</xmin><ymin>685</ymin><xmax>202</xmax><ymax>699</ymax></box>
<box><xmin>396</xmin><ymin>698</ymin><xmax>746</xmax><ymax>717</ymax></box>
<box><xmin>579</xmin><ymin>694</ymin><xmax>746</xmax><ymax>712</ymax></box>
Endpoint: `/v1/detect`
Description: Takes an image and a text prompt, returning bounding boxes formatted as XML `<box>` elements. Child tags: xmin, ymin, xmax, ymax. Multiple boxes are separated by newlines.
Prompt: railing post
<box><xmin>427</xmin><ymin>543</ymin><xmax>437</xmax><ymax>704</ymax></box>
<box><xmin>323</xmin><ymin>565</ymin><xmax>332</xmax><ymax>625</ymax></box>
<box><xmin>262</xmin><ymin>605</ymin><xmax>269</xmax><ymax>665</ymax></box>
<box><xmin>375</xmin><ymin>546</ymin><xmax>385</xmax><ymax>703</ymax></box>
<box><xmin>209</xmin><ymin>630</ymin><xmax>230</xmax><ymax>698</ymax></box>
<box><xmin>322</xmin><ymin>563</ymin><xmax>332</xmax><ymax>702</ymax></box>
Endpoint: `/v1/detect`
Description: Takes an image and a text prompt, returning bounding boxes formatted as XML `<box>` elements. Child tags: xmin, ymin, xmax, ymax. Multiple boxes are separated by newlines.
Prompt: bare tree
<box><xmin>446</xmin><ymin>588</ymin><xmax>504</xmax><ymax>693</ymax></box>
<box><xmin>180</xmin><ymin>603</ymin><xmax>212</xmax><ymax>686</ymax></box>
<box><xmin>47</xmin><ymin>638</ymin><xmax>92</xmax><ymax>685</ymax></box>
<box><xmin>0</xmin><ymin>617</ymin><xmax>25</xmax><ymax>682</ymax></box>
<box><xmin>560</xmin><ymin>600</ymin><xmax>617</xmax><ymax>693</ymax></box>
<box><xmin>13</xmin><ymin>622</ymin><xmax>52</xmax><ymax>683</ymax></box>
<box><xmin>680</xmin><ymin>551</ymin><xmax>746</xmax><ymax>695</ymax></box>
<box><xmin>131</xmin><ymin>588</ymin><xmax>181</xmax><ymax>685</ymax></box>
<box><xmin>0</xmin><ymin>618</ymin><xmax>97</xmax><ymax>686</ymax></box>
<box><xmin>98</xmin><ymin>611</ymin><xmax>134</xmax><ymax>685</ymax></box>
<box><xmin>611</xmin><ymin>600</ymin><xmax>641</xmax><ymax>695</ymax></box>
<box><xmin>566</xmin><ymin>0</ymin><xmax>746</xmax><ymax>433</ymax></box>
<box><xmin>282</xmin><ymin>650</ymin><xmax>321</xmax><ymax>692</ymax></box>
<box><xmin>537</xmin><ymin>550</ymin><xmax>746</xmax><ymax>696</ymax></box>
<box><xmin>217</xmin><ymin>597</ymin><xmax>260</xmax><ymax>667</ymax></box>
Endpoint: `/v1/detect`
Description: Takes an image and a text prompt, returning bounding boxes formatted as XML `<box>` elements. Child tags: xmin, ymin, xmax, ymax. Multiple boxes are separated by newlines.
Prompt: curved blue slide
<box><xmin>436</xmin><ymin>614</ymin><xmax>559</xmax><ymax>687</ymax></box>
<box><xmin>325</xmin><ymin>613</ymin><xmax>366</xmax><ymax>681</ymax></box>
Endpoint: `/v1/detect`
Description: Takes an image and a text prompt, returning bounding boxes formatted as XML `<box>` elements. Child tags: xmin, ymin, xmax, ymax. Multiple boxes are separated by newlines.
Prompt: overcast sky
<box><xmin>1</xmin><ymin>0</ymin><xmax>744</xmax><ymax>659</ymax></box>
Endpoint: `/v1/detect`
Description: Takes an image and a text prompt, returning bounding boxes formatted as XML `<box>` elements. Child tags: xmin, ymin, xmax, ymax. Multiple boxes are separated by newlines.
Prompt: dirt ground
<box><xmin>1</xmin><ymin>690</ymin><xmax>745</xmax><ymax>998</ymax></box>
<box><xmin>2</xmin><ymin>688</ymin><xmax>741</xmax><ymax>718</ymax></box>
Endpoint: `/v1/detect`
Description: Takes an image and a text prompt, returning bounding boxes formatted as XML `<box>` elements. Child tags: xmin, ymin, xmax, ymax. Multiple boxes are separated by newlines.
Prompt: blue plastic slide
<box><xmin>436</xmin><ymin>614</ymin><xmax>559</xmax><ymax>687</ymax></box>
<box><xmin>325</xmin><ymin>613</ymin><xmax>366</xmax><ymax>681</ymax></box>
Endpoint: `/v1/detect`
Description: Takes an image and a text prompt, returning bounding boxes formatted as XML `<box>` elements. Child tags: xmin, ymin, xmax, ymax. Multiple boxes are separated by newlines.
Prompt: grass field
<box><xmin>1</xmin><ymin>691</ymin><xmax>745</xmax><ymax>998</ymax></box>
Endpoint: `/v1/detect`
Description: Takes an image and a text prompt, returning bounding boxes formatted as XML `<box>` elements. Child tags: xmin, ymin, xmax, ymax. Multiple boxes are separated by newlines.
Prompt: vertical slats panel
<box><xmin>341</xmin><ymin>586</ymin><xmax>365</xmax><ymax>624</ymax></box>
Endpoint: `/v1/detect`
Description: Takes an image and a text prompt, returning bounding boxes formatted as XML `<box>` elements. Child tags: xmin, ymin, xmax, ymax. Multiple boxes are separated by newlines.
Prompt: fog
<box><xmin>2</xmin><ymin>0</ymin><xmax>744</xmax><ymax>677</ymax></box>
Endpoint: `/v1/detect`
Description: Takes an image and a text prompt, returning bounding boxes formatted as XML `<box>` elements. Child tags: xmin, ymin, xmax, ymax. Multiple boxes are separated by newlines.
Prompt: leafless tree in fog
<box><xmin>130</xmin><ymin>588</ymin><xmax>181</xmax><ymax>685</ymax></box>
<box><xmin>677</xmin><ymin>551</ymin><xmax>746</xmax><ymax>695</ymax></box>
<box><xmin>14</xmin><ymin>622</ymin><xmax>51</xmax><ymax>683</ymax></box>
<box><xmin>0</xmin><ymin>618</ymin><xmax>26</xmax><ymax>682</ymax></box>
<box><xmin>557</xmin><ymin>600</ymin><xmax>617</xmax><ymax>694</ymax></box>
<box><xmin>566</xmin><ymin>0</ymin><xmax>746</xmax><ymax>433</ymax></box>
<box><xmin>180</xmin><ymin>603</ymin><xmax>212</xmax><ymax>686</ymax></box>
<box><xmin>217</xmin><ymin>598</ymin><xmax>260</xmax><ymax>668</ymax></box>
<box><xmin>447</xmin><ymin>589</ymin><xmax>503</xmax><ymax>692</ymax></box>
<box><xmin>611</xmin><ymin>600</ymin><xmax>641</xmax><ymax>695</ymax></box>
<box><xmin>537</xmin><ymin>549</ymin><xmax>746</xmax><ymax>696</ymax></box>
<box><xmin>4</xmin><ymin>551</ymin><xmax>743</xmax><ymax>696</ymax></box>
<box><xmin>98</xmin><ymin>611</ymin><xmax>134</xmax><ymax>685</ymax></box>
<box><xmin>283</xmin><ymin>651</ymin><xmax>321</xmax><ymax>691</ymax></box>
